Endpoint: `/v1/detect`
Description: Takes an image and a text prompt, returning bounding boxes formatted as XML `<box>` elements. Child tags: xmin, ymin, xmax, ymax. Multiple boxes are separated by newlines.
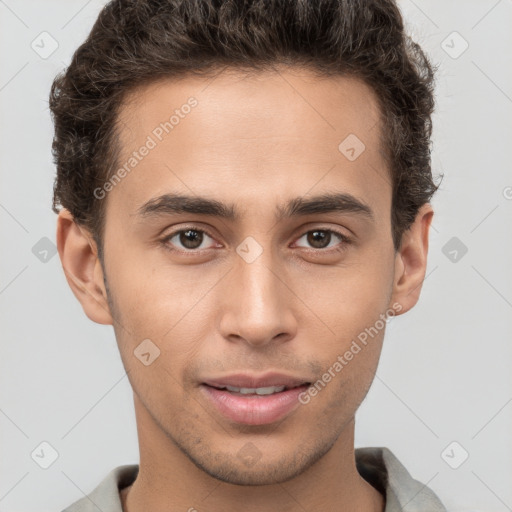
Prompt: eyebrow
<box><xmin>135</xmin><ymin>192</ymin><xmax>374</xmax><ymax>222</ymax></box>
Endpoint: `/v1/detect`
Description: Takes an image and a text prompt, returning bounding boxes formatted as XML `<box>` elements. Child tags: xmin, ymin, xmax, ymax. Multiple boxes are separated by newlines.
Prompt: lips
<box><xmin>202</xmin><ymin>372</ymin><xmax>310</xmax><ymax>390</ymax></box>
<box><xmin>200</xmin><ymin>372</ymin><xmax>312</xmax><ymax>425</ymax></box>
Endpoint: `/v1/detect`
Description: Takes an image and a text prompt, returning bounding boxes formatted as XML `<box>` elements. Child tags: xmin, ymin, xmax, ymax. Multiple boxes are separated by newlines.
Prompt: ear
<box><xmin>389</xmin><ymin>203</ymin><xmax>434</xmax><ymax>315</ymax></box>
<box><xmin>56</xmin><ymin>209</ymin><xmax>113</xmax><ymax>325</ymax></box>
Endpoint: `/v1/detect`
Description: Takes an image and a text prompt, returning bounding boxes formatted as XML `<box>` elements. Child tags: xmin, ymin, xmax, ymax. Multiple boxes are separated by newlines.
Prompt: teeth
<box><xmin>225</xmin><ymin>385</ymin><xmax>286</xmax><ymax>395</ymax></box>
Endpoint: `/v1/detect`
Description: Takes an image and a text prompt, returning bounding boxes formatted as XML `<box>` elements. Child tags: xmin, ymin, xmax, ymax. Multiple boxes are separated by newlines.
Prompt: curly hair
<box><xmin>50</xmin><ymin>0</ymin><xmax>439</xmax><ymax>257</ymax></box>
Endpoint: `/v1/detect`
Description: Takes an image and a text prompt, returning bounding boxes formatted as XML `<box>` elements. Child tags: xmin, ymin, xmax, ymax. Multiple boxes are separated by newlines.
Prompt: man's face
<box><xmin>97</xmin><ymin>68</ymin><xmax>398</xmax><ymax>484</ymax></box>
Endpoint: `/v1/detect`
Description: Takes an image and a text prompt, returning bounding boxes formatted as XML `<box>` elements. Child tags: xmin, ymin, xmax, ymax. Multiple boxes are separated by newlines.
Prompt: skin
<box><xmin>57</xmin><ymin>66</ymin><xmax>433</xmax><ymax>512</ymax></box>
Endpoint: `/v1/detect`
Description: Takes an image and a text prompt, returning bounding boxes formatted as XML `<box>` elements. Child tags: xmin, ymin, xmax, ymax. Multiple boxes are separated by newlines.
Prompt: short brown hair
<box><xmin>50</xmin><ymin>0</ymin><xmax>439</xmax><ymax>257</ymax></box>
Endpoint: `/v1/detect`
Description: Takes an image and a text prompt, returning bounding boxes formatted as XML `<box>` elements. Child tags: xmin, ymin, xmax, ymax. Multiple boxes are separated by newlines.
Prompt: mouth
<box><xmin>200</xmin><ymin>373</ymin><xmax>311</xmax><ymax>425</ymax></box>
<box><xmin>204</xmin><ymin>382</ymin><xmax>309</xmax><ymax>396</ymax></box>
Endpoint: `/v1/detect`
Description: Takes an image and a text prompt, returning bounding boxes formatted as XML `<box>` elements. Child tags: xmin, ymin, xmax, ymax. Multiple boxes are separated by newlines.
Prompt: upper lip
<box><xmin>202</xmin><ymin>372</ymin><xmax>311</xmax><ymax>389</ymax></box>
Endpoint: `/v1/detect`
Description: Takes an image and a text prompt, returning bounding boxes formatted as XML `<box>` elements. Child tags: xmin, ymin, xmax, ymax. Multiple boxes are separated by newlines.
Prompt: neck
<box><xmin>121</xmin><ymin>394</ymin><xmax>384</xmax><ymax>512</ymax></box>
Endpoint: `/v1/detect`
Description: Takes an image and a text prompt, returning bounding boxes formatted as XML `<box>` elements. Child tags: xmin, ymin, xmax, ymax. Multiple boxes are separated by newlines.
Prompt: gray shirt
<box><xmin>61</xmin><ymin>447</ymin><xmax>446</xmax><ymax>512</ymax></box>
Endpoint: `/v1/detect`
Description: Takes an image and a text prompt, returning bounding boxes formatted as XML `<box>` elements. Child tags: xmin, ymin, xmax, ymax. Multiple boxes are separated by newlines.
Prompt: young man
<box><xmin>51</xmin><ymin>0</ymin><xmax>445</xmax><ymax>510</ymax></box>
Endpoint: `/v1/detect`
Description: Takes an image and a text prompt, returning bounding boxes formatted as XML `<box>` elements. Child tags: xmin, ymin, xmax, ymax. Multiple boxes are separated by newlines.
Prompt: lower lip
<box><xmin>201</xmin><ymin>384</ymin><xmax>309</xmax><ymax>425</ymax></box>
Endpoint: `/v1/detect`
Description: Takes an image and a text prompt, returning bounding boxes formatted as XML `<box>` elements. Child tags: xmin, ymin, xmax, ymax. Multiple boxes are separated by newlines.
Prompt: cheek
<box><xmin>292</xmin><ymin>253</ymin><xmax>394</xmax><ymax>340</ymax></box>
<box><xmin>107</xmin><ymin>248</ymin><xmax>226</xmax><ymax>336</ymax></box>
<box><xmin>285</xmin><ymin>249</ymin><xmax>393</xmax><ymax>402</ymax></box>
<box><xmin>106</xmin><ymin>256</ymin><xmax>224</xmax><ymax>392</ymax></box>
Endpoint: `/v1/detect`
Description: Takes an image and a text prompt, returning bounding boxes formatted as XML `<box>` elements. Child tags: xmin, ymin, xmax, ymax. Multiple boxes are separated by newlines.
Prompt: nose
<box><xmin>218</xmin><ymin>244</ymin><xmax>298</xmax><ymax>348</ymax></box>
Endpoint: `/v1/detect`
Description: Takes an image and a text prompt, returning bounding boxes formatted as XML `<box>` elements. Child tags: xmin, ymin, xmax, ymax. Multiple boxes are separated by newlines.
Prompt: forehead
<box><xmin>109</xmin><ymin>66</ymin><xmax>389</xmax><ymax>221</ymax></box>
<box><xmin>118</xmin><ymin>66</ymin><xmax>383</xmax><ymax>149</ymax></box>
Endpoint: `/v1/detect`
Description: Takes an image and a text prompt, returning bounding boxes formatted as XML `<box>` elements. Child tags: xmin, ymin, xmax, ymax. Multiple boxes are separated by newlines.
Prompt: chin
<box><xmin>200</xmin><ymin>463</ymin><xmax>304</xmax><ymax>486</ymax></box>
<box><xmin>186</xmin><ymin>441</ymin><xmax>332</xmax><ymax>487</ymax></box>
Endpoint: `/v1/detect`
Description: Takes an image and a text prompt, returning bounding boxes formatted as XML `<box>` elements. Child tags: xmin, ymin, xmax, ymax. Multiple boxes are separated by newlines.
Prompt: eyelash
<box><xmin>159</xmin><ymin>225</ymin><xmax>352</xmax><ymax>255</ymax></box>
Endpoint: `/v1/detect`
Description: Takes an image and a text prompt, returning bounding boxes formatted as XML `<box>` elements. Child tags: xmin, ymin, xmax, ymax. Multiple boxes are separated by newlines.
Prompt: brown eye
<box><xmin>295</xmin><ymin>229</ymin><xmax>349</xmax><ymax>251</ymax></box>
<box><xmin>307</xmin><ymin>230</ymin><xmax>331</xmax><ymax>249</ymax></box>
<box><xmin>179</xmin><ymin>229</ymin><xmax>204</xmax><ymax>249</ymax></box>
<box><xmin>162</xmin><ymin>227</ymin><xmax>218</xmax><ymax>252</ymax></box>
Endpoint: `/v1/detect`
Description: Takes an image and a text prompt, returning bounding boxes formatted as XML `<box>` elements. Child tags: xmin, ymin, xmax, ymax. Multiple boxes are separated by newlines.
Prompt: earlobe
<box><xmin>390</xmin><ymin>204</ymin><xmax>434</xmax><ymax>315</ymax></box>
<box><xmin>56</xmin><ymin>209</ymin><xmax>113</xmax><ymax>325</ymax></box>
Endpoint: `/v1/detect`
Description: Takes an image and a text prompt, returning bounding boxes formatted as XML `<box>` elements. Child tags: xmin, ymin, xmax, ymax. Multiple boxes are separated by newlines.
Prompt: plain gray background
<box><xmin>1</xmin><ymin>1</ymin><xmax>511</xmax><ymax>511</ymax></box>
